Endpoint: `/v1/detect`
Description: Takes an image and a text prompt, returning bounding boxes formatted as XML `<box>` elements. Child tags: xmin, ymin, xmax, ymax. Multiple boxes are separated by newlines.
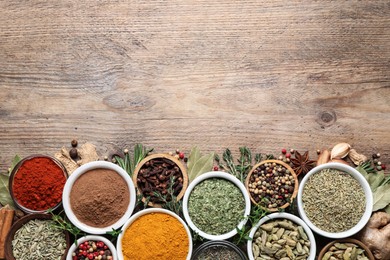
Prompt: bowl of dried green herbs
<box><xmin>297</xmin><ymin>162</ymin><xmax>373</xmax><ymax>239</ymax></box>
<box><xmin>182</xmin><ymin>171</ymin><xmax>251</xmax><ymax>240</ymax></box>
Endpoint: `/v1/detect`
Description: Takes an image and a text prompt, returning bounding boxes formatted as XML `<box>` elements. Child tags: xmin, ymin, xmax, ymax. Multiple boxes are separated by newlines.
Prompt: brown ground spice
<box><xmin>70</xmin><ymin>168</ymin><xmax>130</xmax><ymax>227</ymax></box>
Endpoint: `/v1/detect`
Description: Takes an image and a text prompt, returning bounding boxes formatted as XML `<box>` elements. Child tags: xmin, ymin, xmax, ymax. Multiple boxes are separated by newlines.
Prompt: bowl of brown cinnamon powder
<box><xmin>62</xmin><ymin>161</ymin><xmax>136</xmax><ymax>234</ymax></box>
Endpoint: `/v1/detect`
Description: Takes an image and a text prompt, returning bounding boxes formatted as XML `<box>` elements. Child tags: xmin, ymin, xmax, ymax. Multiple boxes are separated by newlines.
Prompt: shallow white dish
<box><xmin>116</xmin><ymin>208</ymin><xmax>193</xmax><ymax>260</ymax></box>
<box><xmin>247</xmin><ymin>212</ymin><xmax>316</xmax><ymax>260</ymax></box>
<box><xmin>66</xmin><ymin>235</ymin><xmax>117</xmax><ymax>260</ymax></box>
<box><xmin>62</xmin><ymin>161</ymin><xmax>136</xmax><ymax>234</ymax></box>
<box><xmin>297</xmin><ymin>162</ymin><xmax>373</xmax><ymax>239</ymax></box>
<box><xmin>182</xmin><ymin>171</ymin><xmax>251</xmax><ymax>240</ymax></box>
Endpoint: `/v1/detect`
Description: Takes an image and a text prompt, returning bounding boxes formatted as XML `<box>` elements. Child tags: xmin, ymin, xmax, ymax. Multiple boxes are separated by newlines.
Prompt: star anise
<box><xmin>290</xmin><ymin>150</ymin><xmax>316</xmax><ymax>176</ymax></box>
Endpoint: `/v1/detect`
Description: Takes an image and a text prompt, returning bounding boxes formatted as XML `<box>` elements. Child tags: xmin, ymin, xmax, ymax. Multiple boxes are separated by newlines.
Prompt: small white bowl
<box><xmin>66</xmin><ymin>235</ymin><xmax>117</xmax><ymax>260</ymax></box>
<box><xmin>182</xmin><ymin>171</ymin><xmax>251</xmax><ymax>240</ymax></box>
<box><xmin>247</xmin><ymin>212</ymin><xmax>317</xmax><ymax>260</ymax></box>
<box><xmin>62</xmin><ymin>161</ymin><xmax>136</xmax><ymax>234</ymax></box>
<box><xmin>297</xmin><ymin>162</ymin><xmax>373</xmax><ymax>239</ymax></box>
<box><xmin>117</xmin><ymin>208</ymin><xmax>193</xmax><ymax>260</ymax></box>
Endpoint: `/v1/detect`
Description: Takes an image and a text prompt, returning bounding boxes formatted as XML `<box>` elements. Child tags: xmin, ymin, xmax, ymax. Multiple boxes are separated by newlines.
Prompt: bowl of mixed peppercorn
<box><xmin>245</xmin><ymin>160</ymin><xmax>298</xmax><ymax>211</ymax></box>
<box><xmin>67</xmin><ymin>235</ymin><xmax>116</xmax><ymax>260</ymax></box>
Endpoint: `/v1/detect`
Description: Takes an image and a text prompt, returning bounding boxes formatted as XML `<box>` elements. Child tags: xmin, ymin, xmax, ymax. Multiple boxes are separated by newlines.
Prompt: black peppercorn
<box><xmin>69</xmin><ymin>148</ymin><xmax>78</xmax><ymax>160</ymax></box>
<box><xmin>71</xmin><ymin>139</ymin><xmax>78</xmax><ymax>147</ymax></box>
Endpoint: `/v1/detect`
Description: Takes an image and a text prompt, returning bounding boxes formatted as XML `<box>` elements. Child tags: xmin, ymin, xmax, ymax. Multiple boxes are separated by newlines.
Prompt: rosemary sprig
<box><xmin>152</xmin><ymin>176</ymin><xmax>182</xmax><ymax>217</ymax></box>
<box><xmin>234</xmin><ymin>204</ymin><xmax>269</xmax><ymax>245</ymax></box>
<box><xmin>48</xmin><ymin>209</ymin><xmax>85</xmax><ymax>243</ymax></box>
<box><xmin>360</xmin><ymin>160</ymin><xmax>377</xmax><ymax>174</ymax></box>
<box><xmin>215</xmin><ymin>147</ymin><xmax>273</xmax><ymax>183</ymax></box>
<box><xmin>115</xmin><ymin>144</ymin><xmax>153</xmax><ymax>177</ymax></box>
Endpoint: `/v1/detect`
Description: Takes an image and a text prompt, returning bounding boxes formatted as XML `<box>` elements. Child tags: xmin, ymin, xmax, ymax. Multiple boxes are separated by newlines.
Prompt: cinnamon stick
<box><xmin>0</xmin><ymin>205</ymin><xmax>14</xmax><ymax>259</ymax></box>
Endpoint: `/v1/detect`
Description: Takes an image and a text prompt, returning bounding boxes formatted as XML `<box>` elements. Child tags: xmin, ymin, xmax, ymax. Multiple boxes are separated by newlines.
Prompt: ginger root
<box><xmin>356</xmin><ymin>212</ymin><xmax>390</xmax><ymax>260</ymax></box>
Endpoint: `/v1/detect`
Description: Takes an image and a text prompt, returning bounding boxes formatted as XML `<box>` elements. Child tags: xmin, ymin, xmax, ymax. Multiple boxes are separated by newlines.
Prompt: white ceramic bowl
<box><xmin>66</xmin><ymin>235</ymin><xmax>117</xmax><ymax>260</ymax></box>
<box><xmin>297</xmin><ymin>162</ymin><xmax>373</xmax><ymax>239</ymax></box>
<box><xmin>247</xmin><ymin>212</ymin><xmax>316</xmax><ymax>260</ymax></box>
<box><xmin>182</xmin><ymin>171</ymin><xmax>251</xmax><ymax>240</ymax></box>
<box><xmin>62</xmin><ymin>161</ymin><xmax>136</xmax><ymax>234</ymax></box>
<box><xmin>116</xmin><ymin>208</ymin><xmax>193</xmax><ymax>260</ymax></box>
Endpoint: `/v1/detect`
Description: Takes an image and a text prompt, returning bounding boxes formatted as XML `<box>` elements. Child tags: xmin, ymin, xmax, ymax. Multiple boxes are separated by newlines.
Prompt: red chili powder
<box><xmin>12</xmin><ymin>157</ymin><xmax>66</xmax><ymax>211</ymax></box>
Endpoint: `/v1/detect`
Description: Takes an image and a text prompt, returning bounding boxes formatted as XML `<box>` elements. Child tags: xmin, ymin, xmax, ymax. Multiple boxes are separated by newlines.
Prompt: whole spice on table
<box><xmin>302</xmin><ymin>168</ymin><xmax>366</xmax><ymax>233</ymax></box>
<box><xmin>70</xmin><ymin>168</ymin><xmax>129</xmax><ymax>227</ymax></box>
<box><xmin>121</xmin><ymin>212</ymin><xmax>189</xmax><ymax>260</ymax></box>
<box><xmin>0</xmin><ymin>205</ymin><xmax>14</xmax><ymax>258</ymax></box>
<box><xmin>248</xmin><ymin>162</ymin><xmax>296</xmax><ymax>209</ymax></box>
<box><xmin>290</xmin><ymin>150</ymin><xmax>316</xmax><ymax>176</ymax></box>
<box><xmin>321</xmin><ymin>241</ymin><xmax>369</xmax><ymax>260</ymax></box>
<box><xmin>12</xmin><ymin>156</ymin><xmax>66</xmax><ymax>211</ymax></box>
<box><xmin>136</xmin><ymin>157</ymin><xmax>184</xmax><ymax>203</ymax></box>
<box><xmin>252</xmin><ymin>219</ymin><xmax>311</xmax><ymax>259</ymax></box>
<box><xmin>194</xmin><ymin>245</ymin><xmax>243</xmax><ymax>260</ymax></box>
<box><xmin>72</xmin><ymin>240</ymin><xmax>113</xmax><ymax>260</ymax></box>
<box><xmin>188</xmin><ymin>178</ymin><xmax>245</xmax><ymax>235</ymax></box>
<box><xmin>12</xmin><ymin>219</ymin><xmax>67</xmax><ymax>259</ymax></box>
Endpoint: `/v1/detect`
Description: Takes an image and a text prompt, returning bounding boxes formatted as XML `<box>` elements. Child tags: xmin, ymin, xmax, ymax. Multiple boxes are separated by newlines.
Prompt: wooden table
<box><xmin>0</xmin><ymin>0</ymin><xmax>389</xmax><ymax>172</ymax></box>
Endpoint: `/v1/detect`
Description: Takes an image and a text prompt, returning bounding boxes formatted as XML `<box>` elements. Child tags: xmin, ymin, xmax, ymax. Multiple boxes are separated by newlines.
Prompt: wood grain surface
<box><xmin>0</xmin><ymin>0</ymin><xmax>389</xmax><ymax>172</ymax></box>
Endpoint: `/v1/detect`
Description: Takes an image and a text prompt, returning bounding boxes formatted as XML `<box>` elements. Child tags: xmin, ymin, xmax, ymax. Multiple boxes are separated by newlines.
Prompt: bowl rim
<box><xmin>191</xmin><ymin>240</ymin><xmax>248</xmax><ymax>260</ymax></box>
<box><xmin>247</xmin><ymin>212</ymin><xmax>317</xmax><ymax>260</ymax></box>
<box><xmin>66</xmin><ymin>235</ymin><xmax>118</xmax><ymax>260</ymax></box>
<box><xmin>297</xmin><ymin>162</ymin><xmax>373</xmax><ymax>239</ymax></box>
<box><xmin>4</xmin><ymin>213</ymin><xmax>71</xmax><ymax>260</ymax></box>
<box><xmin>317</xmin><ymin>238</ymin><xmax>375</xmax><ymax>260</ymax></box>
<box><xmin>116</xmin><ymin>208</ymin><xmax>193</xmax><ymax>260</ymax></box>
<box><xmin>182</xmin><ymin>171</ymin><xmax>251</xmax><ymax>240</ymax></box>
<box><xmin>62</xmin><ymin>161</ymin><xmax>136</xmax><ymax>234</ymax></box>
<box><xmin>245</xmin><ymin>159</ymin><xmax>298</xmax><ymax>211</ymax></box>
<box><xmin>132</xmin><ymin>153</ymin><xmax>188</xmax><ymax>207</ymax></box>
<box><xmin>9</xmin><ymin>154</ymin><xmax>68</xmax><ymax>214</ymax></box>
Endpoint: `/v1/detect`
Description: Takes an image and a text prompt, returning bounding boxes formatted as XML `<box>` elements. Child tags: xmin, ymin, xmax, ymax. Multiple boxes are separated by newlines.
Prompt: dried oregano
<box><xmin>188</xmin><ymin>178</ymin><xmax>245</xmax><ymax>235</ymax></box>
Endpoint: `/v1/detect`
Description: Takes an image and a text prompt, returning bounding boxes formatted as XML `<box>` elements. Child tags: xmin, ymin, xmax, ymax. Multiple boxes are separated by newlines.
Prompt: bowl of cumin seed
<box><xmin>297</xmin><ymin>163</ymin><xmax>373</xmax><ymax>239</ymax></box>
<box><xmin>5</xmin><ymin>213</ymin><xmax>70</xmax><ymax>260</ymax></box>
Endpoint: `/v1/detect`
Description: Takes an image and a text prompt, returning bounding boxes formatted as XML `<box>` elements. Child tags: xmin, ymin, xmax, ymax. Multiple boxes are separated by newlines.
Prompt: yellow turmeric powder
<box><xmin>121</xmin><ymin>212</ymin><xmax>189</xmax><ymax>260</ymax></box>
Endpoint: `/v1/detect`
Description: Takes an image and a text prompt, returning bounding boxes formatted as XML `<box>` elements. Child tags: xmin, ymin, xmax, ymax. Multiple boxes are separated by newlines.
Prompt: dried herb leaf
<box><xmin>385</xmin><ymin>205</ymin><xmax>390</xmax><ymax>215</ymax></box>
<box><xmin>188</xmin><ymin>146</ymin><xmax>214</xmax><ymax>182</ymax></box>
<box><xmin>189</xmin><ymin>154</ymin><xmax>214</xmax><ymax>182</ymax></box>
<box><xmin>10</xmin><ymin>155</ymin><xmax>21</xmax><ymax>173</ymax></box>
<box><xmin>0</xmin><ymin>173</ymin><xmax>14</xmax><ymax>208</ymax></box>
<box><xmin>373</xmin><ymin>184</ymin><xmax>390</xmax><ymax>211</ymax></box>
<box><xmin>0</xmin><ymin>155</ymin><xmax>21</xmax><ymax>208</ymax></box>
<box><xmin>356</xmin><ymin>166</ymin><xmax>385</xmax><ymax>191</ymax></box>
<box><xmin>187</xmin><ymin>146</ymin><xmax>200</xmax><ymax>170</ymax></box>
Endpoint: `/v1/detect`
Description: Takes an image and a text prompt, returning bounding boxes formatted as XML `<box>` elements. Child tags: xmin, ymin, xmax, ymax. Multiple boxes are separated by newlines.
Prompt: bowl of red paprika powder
<box><xmin>9</xmin><ymin>155</ymin><xmax>68</xmax><ymax>214</ymax></box>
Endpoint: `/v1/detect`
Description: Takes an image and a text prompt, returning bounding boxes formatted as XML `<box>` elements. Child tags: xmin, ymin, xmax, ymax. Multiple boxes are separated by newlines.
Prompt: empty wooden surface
<box><xmin>0</xmin><ymin>0</ymin><xmax>389</xmax><ymax>171</ymax></box>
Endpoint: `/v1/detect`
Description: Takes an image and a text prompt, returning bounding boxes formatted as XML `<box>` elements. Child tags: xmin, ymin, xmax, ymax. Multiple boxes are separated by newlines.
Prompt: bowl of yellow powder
<box><xmin>117</xmin><ymin>208</ymin><xmax>193</xmax><ymax>260</ymax></box>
